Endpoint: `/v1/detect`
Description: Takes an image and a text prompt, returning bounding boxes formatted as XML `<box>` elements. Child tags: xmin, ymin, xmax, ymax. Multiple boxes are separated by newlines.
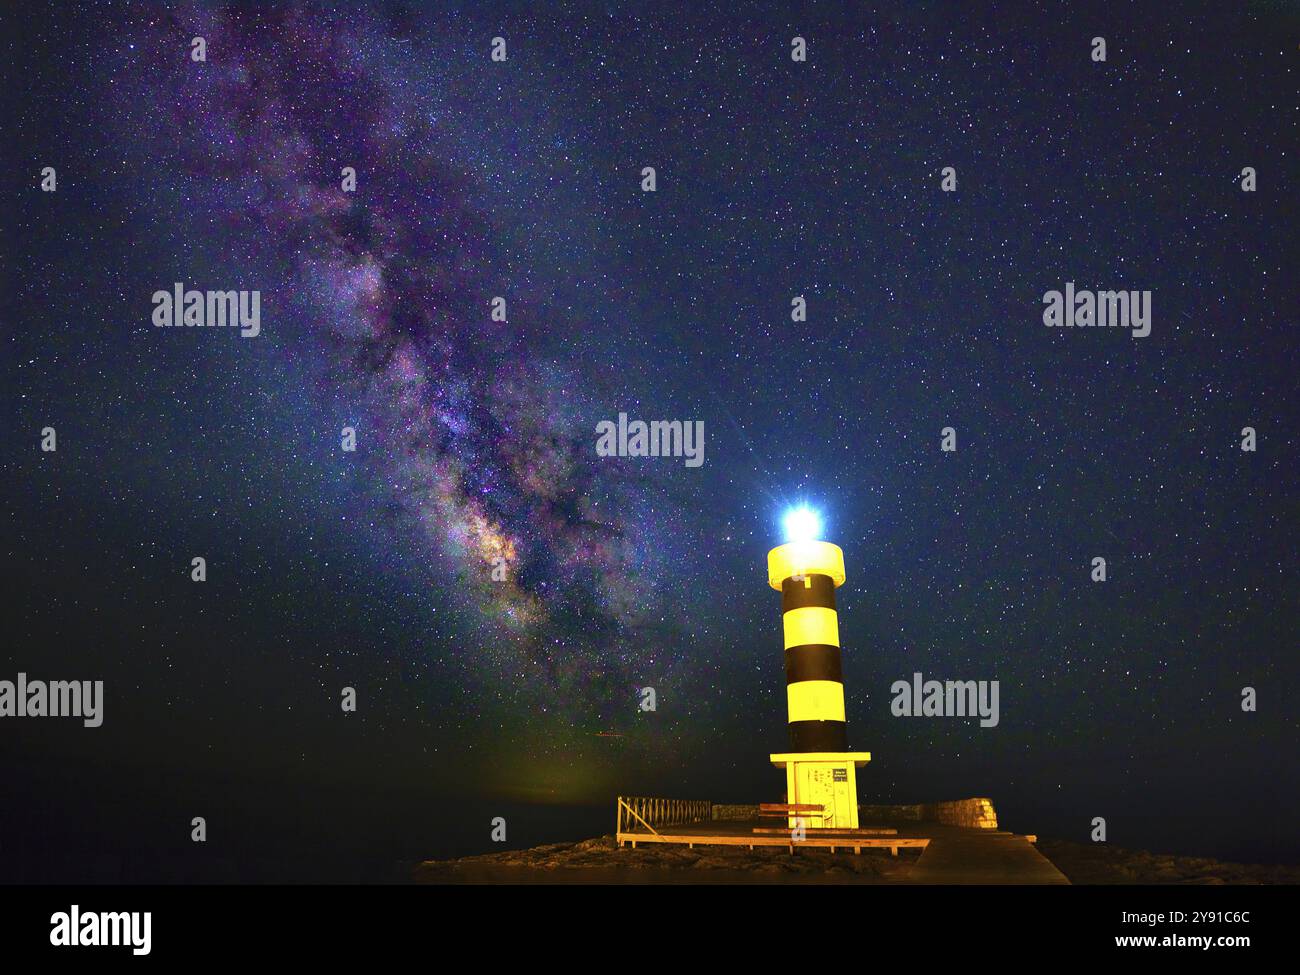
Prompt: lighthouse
<box><xmin>768</xmin><ymin>508</ymin><xmax>869</xmax><ymax>829</ymax></box>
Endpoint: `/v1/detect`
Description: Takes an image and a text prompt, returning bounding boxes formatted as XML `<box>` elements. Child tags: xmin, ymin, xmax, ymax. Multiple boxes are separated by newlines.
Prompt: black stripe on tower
<box><xmin>788</xmin><ymin>720</ymin><xmax>849</xmax><ymax>752</ymax></box>
<box><xmin>781</xmin><ymin>574</ymin><xmax>837</xmax><ymax>612</ymax></box>
<box><xmin>784</xmin><ymin>645</ymin><xmax>842</xmax><ymax>682</ymax></box>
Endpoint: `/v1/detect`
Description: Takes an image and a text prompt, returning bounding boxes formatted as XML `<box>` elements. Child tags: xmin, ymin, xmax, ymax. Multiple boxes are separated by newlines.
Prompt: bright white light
<box><xmin>782</xmin><ymin>506</ymin><xmax>822</xmax><ymax>543</ymax></box>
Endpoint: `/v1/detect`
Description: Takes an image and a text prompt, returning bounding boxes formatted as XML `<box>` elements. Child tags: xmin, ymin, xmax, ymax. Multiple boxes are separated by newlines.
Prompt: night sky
<box><xmin>4</xmin><ymin>1</ymin><xmax>1298</xmax><ymax>882</ymax></box>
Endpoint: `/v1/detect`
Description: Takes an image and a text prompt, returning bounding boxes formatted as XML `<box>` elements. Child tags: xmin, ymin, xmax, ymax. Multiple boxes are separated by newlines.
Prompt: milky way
<box><xmin>108</xmin><ymin>3</ymin><xmax>702</xmax><ymax>740</ymax></box>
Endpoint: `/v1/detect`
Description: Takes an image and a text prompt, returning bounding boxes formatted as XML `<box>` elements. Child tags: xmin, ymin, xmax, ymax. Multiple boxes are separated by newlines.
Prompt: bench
<box><xmin>758</xmin><ymin>803</ymin><xmax>826</xmax><ymax>824</ymax></box>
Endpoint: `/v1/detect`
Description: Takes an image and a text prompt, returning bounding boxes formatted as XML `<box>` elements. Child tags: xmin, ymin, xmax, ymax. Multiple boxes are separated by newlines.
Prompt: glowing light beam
<box><xmin>782</xmin><ymin>506</ymin><xmax>822</xmax><ymax>543</ymax></box>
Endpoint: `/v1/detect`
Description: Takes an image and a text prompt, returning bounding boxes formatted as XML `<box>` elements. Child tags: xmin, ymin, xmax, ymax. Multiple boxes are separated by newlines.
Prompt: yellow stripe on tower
<box><xmin>786</xmin><ymin>680</ymin><xmax>846</xmax><ymax>722</ymax></box>
<box><xmin>768</xmin><ymin>540</ymin><xmax>846</xmax><ymax>590</ymax></box>
<box><xmin>782</xmin><ymin>606</ymin><xmax>840</xmax><ymax>649</ymax></box>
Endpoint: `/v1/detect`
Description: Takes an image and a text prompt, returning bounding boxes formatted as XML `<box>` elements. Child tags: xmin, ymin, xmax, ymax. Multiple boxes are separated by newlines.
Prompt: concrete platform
<box><xmin>616</xmin><ymin>818</ymin><xmax>1070</xmax><ymax>884</ymax></box>
<box><xmin>904</xmin><ymin>825</ymin><xmax>1070</xmax><ymax>885</ymax></box>
<box><xmin>617</xmin><ymin>818</ymin><xmax>926</xmax><ymax>855</ymax></box>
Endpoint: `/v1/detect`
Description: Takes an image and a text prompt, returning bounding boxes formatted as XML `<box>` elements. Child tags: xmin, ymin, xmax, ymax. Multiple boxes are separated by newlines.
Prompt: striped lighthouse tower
<box><xmin>767</xmin><ymin>515</ymin><xmax>869</xmax><ymax>829</ymax></box>
<box><xmin>769</xmin><ymin>539</ymin><xmax>848</xmax><ymax>751</ymax></box>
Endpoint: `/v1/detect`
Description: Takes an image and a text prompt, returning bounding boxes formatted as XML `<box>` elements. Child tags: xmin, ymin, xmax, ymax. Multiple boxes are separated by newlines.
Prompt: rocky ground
<box><xmin>415</xmin><ymin>835</ymin><xmax>914</xmax><ymax>883</ymax></box>
<box><xmin>415</xmin><ymin>833</ymin><xmax>1300</xmax><ymax>885</ymax></box>
<box><xmin>1034</xmin><ymin>838</ymin><xmax>1300</xmax><ymax>885</ymax></box>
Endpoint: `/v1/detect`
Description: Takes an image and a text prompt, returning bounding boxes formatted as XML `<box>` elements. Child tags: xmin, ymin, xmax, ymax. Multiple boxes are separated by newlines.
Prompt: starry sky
<box><xmin>3</xmin><ymin>0</ymin><xmax>1298</xmax><ymax>879</ymax></box>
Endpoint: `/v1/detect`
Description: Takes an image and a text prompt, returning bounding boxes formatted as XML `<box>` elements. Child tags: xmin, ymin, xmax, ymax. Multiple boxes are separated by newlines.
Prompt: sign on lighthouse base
<box><xmin>770</xmin><ymin>752</ymin><xmax>870</xmax><ymax>829</ymax></box>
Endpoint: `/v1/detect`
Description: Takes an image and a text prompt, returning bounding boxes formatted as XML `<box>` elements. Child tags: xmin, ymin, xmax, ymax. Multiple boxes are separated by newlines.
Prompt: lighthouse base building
<box><xmin>769</xmin><ymin>753</ymin><xmax>869</xmax><ymax>830</ymax></box>
<box><xmin>767</xmin><ymin>537</ymin><xmax>869</xmax><ymax>829</ymax></box>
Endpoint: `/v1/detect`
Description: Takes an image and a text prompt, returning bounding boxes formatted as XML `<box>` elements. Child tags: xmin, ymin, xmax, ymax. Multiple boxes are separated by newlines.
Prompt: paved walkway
<box><xmin>904</xmin><ymin>825</ymin><xmax>1070</xmax><ymax>884</ymax></box>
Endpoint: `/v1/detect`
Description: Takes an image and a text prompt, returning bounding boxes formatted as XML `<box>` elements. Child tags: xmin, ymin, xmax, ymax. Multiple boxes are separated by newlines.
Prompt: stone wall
<box><xmin>859</xmin><ymin>803</ymin><xmax>924</xmax><ymax>822</ymax></box>
<box><xmin>711</xmin><ymin>804</ymin><xmax>761</xmax><ymax>820</ymax></box>
<box><xmin>715</xmin><ymin>798</ymin><xmax>998</xmax><ymax>828</ymax></box>
<box><xmin>921</xmin><ymin>798</ymin><xmax>999</xmax><ymax>829</ymax></box>
<box><xmin>860</xmin><ymin>798</ymin><xmax>999</xmax><ymax>829</ymax></box>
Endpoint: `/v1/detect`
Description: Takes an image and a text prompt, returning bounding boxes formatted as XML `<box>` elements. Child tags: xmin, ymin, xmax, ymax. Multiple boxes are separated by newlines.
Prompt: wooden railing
<box><xmin>615</xmin><ymin>796</ymin><xmax>712</xmax><ymax>836</ymax></box>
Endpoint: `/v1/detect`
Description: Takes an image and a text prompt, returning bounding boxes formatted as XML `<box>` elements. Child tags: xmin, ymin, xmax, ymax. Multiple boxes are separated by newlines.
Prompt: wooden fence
<box><xmin>615</xmin><ymin>796</ymin><xmax>712</xmax><ymax>836</ymax></box>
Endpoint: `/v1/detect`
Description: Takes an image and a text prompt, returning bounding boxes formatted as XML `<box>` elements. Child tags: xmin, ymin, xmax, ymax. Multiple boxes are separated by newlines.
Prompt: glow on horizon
<box><xmin>781</xmin><ymin>506</ymin><xmax>823</xmax><ymax>543</ymax></box>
